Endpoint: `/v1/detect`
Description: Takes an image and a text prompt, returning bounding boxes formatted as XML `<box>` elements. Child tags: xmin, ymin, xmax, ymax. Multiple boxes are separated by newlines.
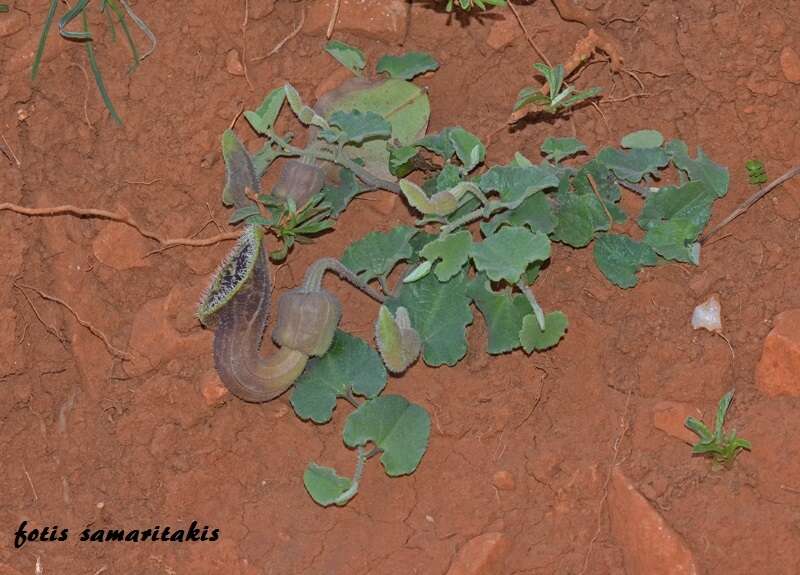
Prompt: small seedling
<box><xmin>32</xmin><ymin>0</ymin><xmax>156</xmax><ymax>124</ymax></box>
<box><xmin>745</xmin><ymin>159</ymin><xmax>768</xmax><ymax>185</ymax></box>
<box><xmin>514</xmin><ymin>63</ymin><xmax>601</xmax><ymax>116</ymax></box>
<box><xmin>685</xmin><ymin>390</ymin><xmax>751</xmax><ymax>466</ymax></box>
<box><xmin>445</xmin><ymin>0</ymin><xmax>506</xmax><ymax>10</ymax></box>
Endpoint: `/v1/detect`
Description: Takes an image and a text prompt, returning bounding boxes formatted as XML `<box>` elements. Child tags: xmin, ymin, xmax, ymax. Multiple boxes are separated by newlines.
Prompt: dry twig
<box><xmin>0</xmin><ymin>132</ymin><xmax>21</xmax><ymax>166</ymax></box>
<box><xmin>699</xmin><ymin>165</ymin><xmax>800</xmax><ymax>243</ymax></box>
<box><xmin>327</xmin><ymin>0</ymin><xmax>341</xmax><ymax>39</ymax></box>
<box><xmin>15</xmin><ymin>282</ymin><xmax>132</xmax><ymax>360</ymax></box>
<box><xmin>253</xmin><ymin>5</ymin><xmax>306</xmax><ymax>61</ymax></box>
<box><xmin>241</xmin><ymin>0</ymin><xmax>254</xmax><ymax>91</ymax></box>
<box><xmin>579</xmin><ymin>391</ymin><xmax>631</xmax><ymax>574</ymax></box>
<box><xmin>0</xmin><ymin>202</ymin><xmax>240</xmax><ymax>251</ymax></box>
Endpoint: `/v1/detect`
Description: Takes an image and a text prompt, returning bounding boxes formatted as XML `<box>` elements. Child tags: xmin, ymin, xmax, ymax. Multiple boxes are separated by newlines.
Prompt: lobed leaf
<box><xmin>479</xmin><ymin>164</ymin><xmax>560</xmax><ymax>203</ymax></box>
<box><xmin>291</xmin><ymin>331</ymin><xmax>387</xmax><ymax>423</ymax></box>
<box><xmin>303</xmin><ymin>463</ymin><xmax>355</xmax><ymax>507</ymax></box>
<box><xmin>552</xmin><ymin>191</ymin><xmax>610</xmax><ymax>247</ymax></box>
<box><xmin>343</xmin><ymin>395</ymin><xmax>431</xmax><ymax>476</ymax></box>
<box><xmin>341</xmin><ymin>226</ymin><xmax>417</xmax><ymax>282</ymax></box>
<box><xmin>596</xmin><ymin>147</ymin><xmax>669</xmax><ymax>183</ymax></box>
<box><xmin>541</xmin><ymin>137</ymin><xmax>587</xmax><ymax>163</ymax></box>
<box><xmin>324</xmin><ymin>40</ymin><xmax>366</xmax><ymax>74</ymax></box>
<box><xmin>419</xmin><ymin>230</ymin><xmax>473</xmax><ymax>281</ymax></box>
<box><xmin>467</xmin><ymin>278</ymin><xmax>532</xmax><ymax>354</ymax></box>
<box><xmin>593</xmin><ymin>234</ymin><xmax>657</xmax><ymax>288</ymax></box>
<box><xmin>519</xmin><ymin>311</ymin><xmax>568</xmax><ymax>353</ymax></box>
<box><xmin>376</xmin><ymin>52</ymin><xmax>439</xmax><ymax>80</ymax></box>
<box><xmin>387</xmin><ymin>271</ymin><xmax>472</xmax><ymax>366</ymax></box>
<box><xmin>329</xmin><ymin>109</ymin><xmax>392</xmax><ymax>144</ymax></box>
<box><xmin>470</xmin><ymin>226</ymin><xmax>550</xmax><ymax>284</ymax></box>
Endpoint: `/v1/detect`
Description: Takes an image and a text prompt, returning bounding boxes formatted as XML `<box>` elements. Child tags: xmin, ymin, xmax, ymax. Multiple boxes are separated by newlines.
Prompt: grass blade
<box><xmin>82</xmin><ymin>10</ymin><xmax>122</xmax><ymax>124</ymax></box>
<box><xmin>31</xmin><ymin>0</ymin><xmax>59</xmax><ymax>80</ymax></box>
<box><xmin>59</xmin><ymin>0</ymin><xmax>91</xmax><ymax>40</ymax></box>
<box><xmin>105</xmin><ymin>0</ymin><xmax>140</xmax><ymax>72</ymax></box>
<box><xmin>120</xmin><ymin>0</ymin><xmax>156</xmax><ymax>59</ymax></box>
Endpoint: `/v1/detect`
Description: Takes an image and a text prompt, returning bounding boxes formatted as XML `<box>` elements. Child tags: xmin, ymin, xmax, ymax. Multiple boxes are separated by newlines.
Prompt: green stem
<box><xmin>517</xmin><ymin>280</ymin><xmax>546</xmax><ymax>330</ymax></box>
<box><xmin>301</xmin><ymin>257</ymin><xmax>386</xmax><ymax>303</ymax></box>
<box><xmin>332</xmin><ymin>446</ymin><xmax>367</xmax><ymax>505</ymax></box>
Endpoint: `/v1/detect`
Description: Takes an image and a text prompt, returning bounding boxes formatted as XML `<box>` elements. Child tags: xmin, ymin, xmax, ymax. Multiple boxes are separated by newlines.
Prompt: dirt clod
<box><xmin>780</xmin><ymin>47</ymin><xmax>800</xmax><ymax>83</ymax></box>
<box><xmin>305</xmin><ymin>0</ymin><xmax>411</xmax><ymax>44</ymax></box>
<box><xmin>755</xmin><ymin>309</ymin><xmax>800</xmax><ymax>397</ymax></box>
<box><xmin>492</xmin><ymin>470</ymin><xmax>516</xmax><ymax>491</ymax></box>
<box><xmin>609</xmin><ymin>469</ymin><xmax>699</xmax><ymax>575</ymax></box>
<box><xmin>225</xmin><ymin>48</ymin><xmax>245</xmax><ymax>76</ymax></box>
<box><xmin>652</xmin><ymin>401</ymin><xmax>702</xmax><ymax>445</ymax></box>
<box><xmin>446</xmin><ymin>532</ymin><xmax>510</xmax><ymax>575</ymax></box>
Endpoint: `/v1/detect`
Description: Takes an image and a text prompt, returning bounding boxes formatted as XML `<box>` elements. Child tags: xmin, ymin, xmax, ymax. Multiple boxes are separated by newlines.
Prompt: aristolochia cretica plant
<box><xmin>198</xmin><ymin>42</ymin><xmax>731</xmax><ymax>506</ymax></box>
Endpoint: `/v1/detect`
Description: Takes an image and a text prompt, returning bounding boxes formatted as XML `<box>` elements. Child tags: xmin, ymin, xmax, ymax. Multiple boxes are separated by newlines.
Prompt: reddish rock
<box><xmin>652</xmin><ymin>401</ymin><xmax>702</xmax><ymax>445</ymax></box>
<box><xmin>200</xmin><ymin>370</ymin><xmax>230</xmax><ymax>406</ymax></box>
<box><xmin>92</xmin><ymin>223</ymin><xmax>151</xmax><ymax>270</ymax></box>
<box><xmin>486</xmin><ymin>16</ymin><xmax>519</xmax><ymax>50</ymax></box>
<box><xmin>305</xmin><ymin>0</ymin><xmax>410</xmax><ymax>44</ymax></box>
<box><xmin>492</xmin><ymin>470</ymin><xmax>515</xmax><ymax>491</ymax></box>
<box><xmin>225</xmin><ymin>48</ymin><xmax>245</xmax><ymax>76</ymax></box>
<box><xmin>609</xmin><ymin>469</ymin><xmax>698</xmax><ymax>575</ymax></box>
<box><xmin>780</xmin><ymin>47</ymin><xmax>800</xmax><ymax>84</ymax></box>
<box><xmin>446</xmin><ymin>532</ymin><xmax>510</xmax><ymax>575</ymax></box>
<box><xmin>756</xmin><ymin>309</ymin><xmax>800</xmax><ymax>396</ymax></box>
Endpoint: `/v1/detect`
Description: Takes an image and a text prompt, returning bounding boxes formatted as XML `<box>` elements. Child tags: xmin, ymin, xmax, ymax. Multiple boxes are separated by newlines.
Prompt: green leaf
<box><xmin>480</xmin><ymin>192</ymin><xmax>556</xmax><ymax>236</ymax></box>
<box><xmin>685</xmin><ymin>416</ymin><xmax>713</xmax><ymax>442</ymax></box>
<box><xmin>621</xmin><ymin>129</ymin><xmax>664</xmax><ymax>149</ymax></box>
<box><xmin>467</xmin><ymin>278</ymin><xmax>532</xmax><ymax>354</ymax></box>
<box><xmin>417</xmin><ymin>128</ymin><xmax>455</xmax><ymax>159</ymax></box>
<box><xmin>303</xmin><ymin>464</ymin><xmax>355</xmax><ymax>507</ymax></box>
<box><xmin>229</xmin><ymin>205</ymin><xmax>261</xmax><ymax>224</ymax></box>
<box><xmin>399</xmin><ymin>179</ymin><xmax>459</xmax><ymax>216</ymax></box>
<box><xmin>638</xmin><ymin>181</ymin><xmax>716</xmax><ymax>231</ymax></box>
<box><xmin>593</xmin><ymin>234</ymin><xmax>657</xmax><ymax>288</ymax></box>
<box><xmin>419</xmin><ymin>230</ymin><xmax>473</xmax><ymax>281</ymax></box>
<box><xmin>671</xmin><ymin>146</ymin><xmax>729</xmax><ymax>198</ymax></box>
<box><xmin>319</xmin><ymin>167</ymin><xmax>364</xmax><ymax>216</ymax></box>
<box><xmin>541</xmin><ymin>137</ymin><xmax>587</xmax><ymax>163</ymax></box>
<box><xmin>403</xmin><ymin>259</ymin><xmax>433</xmax><ymax>283</ymax></box>
<box><xmin>644</xmin><ymin>219</ymin><xmax>702</xmax><ymax>263</ymax></box>
<box><xmin>513</xmin><ymin>86</ymin><xmax>551</xmax><ymax>112</ymax></box>
<box><xmin>552</xmin><ymin>191</ymin><xmax>610</xmax><ymax>247</ymax></box>
<box><xmin>246</xmin><ymin>87</ymin><xmax>285</xmax><ymax>134</ymax></box>
<box><xmin>341</xmin><ymin>226</ymin><xmax>417</xmax><ymax>282</ymax></box>
<box><xmin>291</xmin><ymin>331</ymin><xmax>388</xmax><ymax>423</ymax></box>
<box><xmin>324</xmin><ymin>40</ymin><xmax>366</xmax><ymax>74</ymax></box>
<box><xmin>448</xmin><ymin>127</ymin><xmax>485</xmax><ymax>172</ymax></box>
<box><xmin>596</xmin><ymin>147</ymin><xmax>669</xmax><ymax>183</ymax></box>
<box><xmin>329</xmin><ymin>109</ymin><xmax>392</xmax><ymax>144</ymax></box>
<box><xmin>375</xmin><ymin>306</ymin><xmax>421</xmax><ymax>373</ymax></box>
<box><xmin>376</xmin><ymin>52</ymin><xmax>439</xmax><ymax>80</ymax></box>
<box><xmin>220</xmin><ymin>129</ymin><xmax>261</xmax><ymax>207</ymax></box>
<box><xmin>479</xmin><ymin>165</ymin><xmax>560</xmax><ymax>203</ymax></box>
<box><xmin>519</xmin><ymin>311</ymin><xmax>568</xmax><ymax>353</ymax></box>
<box><xmin>322</xmin><ymin>79</ymin><xmax>430</xmax><ymax>181</ymax></box>
<box><xmin>470</xmin><ymin>227</ymin><xmax>550</xmax><ymax>283</ymax></box>
<box><xmin>714</xmin><ymin>390</ymin><xmax>735</xmax><ymax>439</ymax></box>
<box><xmin>284</xmin><ymin>83</ymin><xmax>328</xmax><ymax>128</ymax></box>
<box><xmin>435</xmin><ymin>163</ymin><xmax>463</xmax><ymax>191</ymax></box>
<box><xmin>343</xmin><ymin>395</ymin><xmax>431</xmax><ymax>476</ymax></box>
<box><xmin>389</xmin><ymin>145</ymin><xmax>418</xmax><ymax>178</ymax></box>
<box><xmin>387</xmin><ymin>271</ymin><xmax>472</xmax><ymax>366</ymax></box>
